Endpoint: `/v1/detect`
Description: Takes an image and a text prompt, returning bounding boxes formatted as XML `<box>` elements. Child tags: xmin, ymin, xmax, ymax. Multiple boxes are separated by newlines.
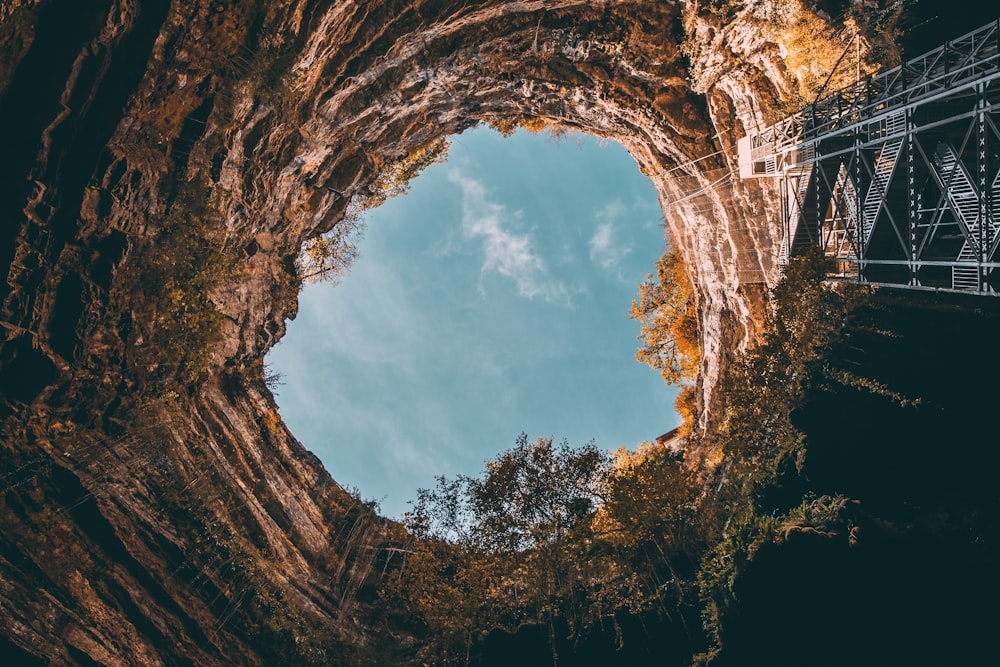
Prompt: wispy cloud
<box><xmin>448</xmin><ymin>170</ymin><xmax>569</xmax><ymax>304</ymax></box>
<box><xmin>268</xmin><ymin>273</ymin><xmax>512</xmax><ymax>517</ymax></box>
<box><xmin>588</xmin><ymin>200</ymin><xmax>634</xmax><ymax>279</ymax></box>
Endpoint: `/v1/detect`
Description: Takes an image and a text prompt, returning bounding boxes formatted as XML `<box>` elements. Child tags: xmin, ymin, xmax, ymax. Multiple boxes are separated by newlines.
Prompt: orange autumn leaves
<box><xmin>630</xmin><ymin>245</ymin><xmax>701</xmax><ymax>386</ymax></box>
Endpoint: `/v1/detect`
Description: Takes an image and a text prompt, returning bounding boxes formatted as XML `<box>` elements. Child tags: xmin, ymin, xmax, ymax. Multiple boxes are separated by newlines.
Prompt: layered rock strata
<box><xmin>0</xmin><ymin>0</ymin><xmax>869</xmax><ymax>662</ymax></box>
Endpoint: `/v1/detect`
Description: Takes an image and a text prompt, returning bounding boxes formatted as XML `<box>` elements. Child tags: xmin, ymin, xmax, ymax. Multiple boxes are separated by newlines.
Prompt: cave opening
<box><xmin>267</xmin><ymin>125</ymin><xmax>684</xmax><ymax>519</ymax></box>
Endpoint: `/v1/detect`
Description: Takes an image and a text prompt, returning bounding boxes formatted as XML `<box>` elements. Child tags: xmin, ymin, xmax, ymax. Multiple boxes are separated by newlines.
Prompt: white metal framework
<box><xmin>738</xmin><ymin>19</ymin><xmax>1000</xmax><ymax>294</ymax></box>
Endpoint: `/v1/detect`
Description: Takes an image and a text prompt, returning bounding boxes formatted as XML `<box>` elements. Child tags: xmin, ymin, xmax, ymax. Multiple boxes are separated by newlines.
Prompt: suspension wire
<box><xmin>661</xmin><ymin>148</ymin><xmax>730</xmax><ymax>177</ymax></box>
<box><xmin>666</xmin><ymin>171</ymin><xmax>733</xmax><ymax>208</ymax></box>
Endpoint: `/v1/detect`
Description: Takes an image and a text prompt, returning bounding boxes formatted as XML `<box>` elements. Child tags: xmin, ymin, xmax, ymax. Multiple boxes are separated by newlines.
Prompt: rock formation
<box><xmin>0</xmin><ymin>0</ymin><xmax>905</xmax><ymax>663</ymax></box>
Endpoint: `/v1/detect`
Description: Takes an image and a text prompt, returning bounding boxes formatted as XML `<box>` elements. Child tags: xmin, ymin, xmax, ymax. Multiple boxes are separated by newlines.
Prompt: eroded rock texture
<box><xmin>0</xmin><ymin>0</ymin><xmax>876</xmax><ymax>663</ymax></box>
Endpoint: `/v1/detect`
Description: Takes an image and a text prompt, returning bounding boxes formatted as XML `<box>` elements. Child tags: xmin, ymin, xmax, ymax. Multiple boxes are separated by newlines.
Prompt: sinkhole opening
<box><xmin>267</xmin><ymin>126</ymin><xmax>683</xmax><ymax>519</ymax></box>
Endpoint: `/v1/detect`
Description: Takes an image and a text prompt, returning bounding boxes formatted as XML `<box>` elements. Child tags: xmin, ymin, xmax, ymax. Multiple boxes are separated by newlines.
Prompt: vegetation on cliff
<box><xmin>362</xmin><ymin>249</ymin><xmax>1000</xmax><ymax>666</ymax></box>
<box><xmin>131</xmin><ymin>182</ymin><xmax>237</xmax><ymax>386</ymax></box>
<box><xmin>367</xmin><ymin>253</ymin><xmax>871</xmax><ymax>664</ymax></box>
<box><xmin>296</xmin><ymin>138</ymin><xmax>450</xmax><ymax>285</ymax></box>
<box><xmin>2</xmin><ymin>1</ymin><xmax>995</xmax><ymax>664</ymax></box>
<box><xmin>379</xmin><ymin>434</ymin><xmax>701</xmax><ymax>666</ymax></box>
<box><xmin>364</xmin><ymin>138</ymin><xmax>452</xmax><ymax>210</ymax></box>
<box><xmin>683</xmin><ymin>0</ymin><xmax>899</xmax><ymax>100</ymax></box>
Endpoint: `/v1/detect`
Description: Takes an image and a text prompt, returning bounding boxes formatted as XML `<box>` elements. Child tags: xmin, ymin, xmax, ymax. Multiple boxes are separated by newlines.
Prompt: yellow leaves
<box><xmin>262</xmin><ymin>408</ymin><xmax>280</xmax><ymax>437</ymax></box>
<box><xmin>482</xmin><ymin>115</ymin><xmax>549</xmax><ymax>136</ymax></box>
<box><xmin>674</xmin><ymin>385</ymin><xmax>699</xmax><ymax>438</ymax></box>
<box><xmin>384</xmin><ymin>432</ymin><xmax>708</xmax><ymax>663</ymax></box>
<box><xmin>598</xmin><ymin>444</ymin><xmax>699</xmax><ymax>560</ymax></box>
<box><xmin>610</xmin><ymin>441</ymin><xmax>660</xmax><ymax>472</ymax></box>
<box><xmin>297</xmin><ymin>223</ymin><xmax>361</xmax><ymax>284</ymax></box>
<box><xmin>519</xmin><ymin>117</ymin><xmax>549</xmax><ymax>133</ymax></box>
<box><xmin>753</xmin><ymin>0</ymin><xmax>883</xmax><ymax>103</ymax></box>
<box><xmin>366</xmin><ymin>137</ymin><xmax>450</xmax><ymax>209</ymax></box>
<box><xmin>483</xmin><ymin>115</ymin><xmax>519</xmax><ymax>136</ymax></box>
<box><xmin>823</xmin><ymin>365</ymin><xmax>921</xmax><ymax>408</ymax></box>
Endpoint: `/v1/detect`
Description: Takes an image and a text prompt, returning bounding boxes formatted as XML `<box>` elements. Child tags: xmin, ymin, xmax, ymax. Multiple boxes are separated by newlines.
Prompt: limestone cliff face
<box><xmin>0</xmin><ymin>0</ymin><xmax>862</xmax><ymax>663</ymax></box>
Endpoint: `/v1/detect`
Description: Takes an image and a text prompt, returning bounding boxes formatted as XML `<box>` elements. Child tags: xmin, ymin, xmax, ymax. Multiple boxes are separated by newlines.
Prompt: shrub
<box><xmin>134</xmin><ymin>182</ymin><xmax>237</xmax><ymax>386</ymax></box>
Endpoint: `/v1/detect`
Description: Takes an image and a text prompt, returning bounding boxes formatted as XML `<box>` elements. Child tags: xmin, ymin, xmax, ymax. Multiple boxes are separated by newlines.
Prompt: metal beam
<box><xmin>745</xmin><ymin>18</ymin><xmax>1000</xmax><ymax>295</ymax></box>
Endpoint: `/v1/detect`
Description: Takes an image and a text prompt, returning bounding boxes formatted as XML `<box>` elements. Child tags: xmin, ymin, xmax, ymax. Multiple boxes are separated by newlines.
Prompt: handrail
<box><xmin>748</xmin><ymin>18</ymin><xmax>1000</xmax><ymax>157</ymax></box>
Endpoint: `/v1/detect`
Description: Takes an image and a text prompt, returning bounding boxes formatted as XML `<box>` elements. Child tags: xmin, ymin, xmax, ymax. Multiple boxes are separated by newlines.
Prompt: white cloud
<box><xmin>597</xmin><ymin>199</ymin><xmax>627</xmax><ymax>223</ymax></box>
<box><xmin>448</xmin><ymin>170</ymin><xmax>570</xmax><ymax>304</ymax></box>
<box><xmin>289</xmin><ymin>262</ymin><xmax>427</xmax><ymax>368</ymax></box>
<box><xmin>588</xmin><ymin>200</ymin><xmax>634</xmax><ymax>278</ymax></box>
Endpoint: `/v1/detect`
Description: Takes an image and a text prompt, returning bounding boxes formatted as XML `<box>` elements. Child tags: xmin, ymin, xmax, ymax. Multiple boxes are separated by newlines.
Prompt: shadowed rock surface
<box><xmin>0</xmin><ymin>0</ymin><xmax>994</xmax><ymax>664</ymax></box>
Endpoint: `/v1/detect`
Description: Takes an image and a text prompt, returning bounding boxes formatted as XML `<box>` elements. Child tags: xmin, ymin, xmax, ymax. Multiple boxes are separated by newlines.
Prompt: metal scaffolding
<box><xmin>738</xmin><ymin>18</ymin><xmax>1000</xmax><ymax>294</ymax></box>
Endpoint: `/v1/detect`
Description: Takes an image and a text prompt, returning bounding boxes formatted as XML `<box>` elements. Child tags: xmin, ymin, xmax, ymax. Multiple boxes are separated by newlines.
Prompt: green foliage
<box><xmin>821</xmin><ymin>364</ymin><xmax>922</xmax><ymax>408</ymax></box>
<box><xmin>696</xmin><ymin>511</ymin><xmax>779</xmax><ymax>647</ymax></box>
<box><xmin>376</xmin><ymin>252</ymin><xmax>924</xmax><ymax>665</ymax></box>
<box><xmin>383</xmin><ymin>436</ymin><xmax>706</xmax><ymax>665</ymax></box>
<box><xmin>135</xmin><ymin>182</ymin><xmax>236</xmax><ymax>386</ymax></box>
<box><xmin>777</xmin><ymin>493</ymin><xmax>855</xmax><ymax>542</ymax></box>
<box><xmin>239</xmin><ymin>360</ymin><xmax>285</xmax><ymax>399</ymax></box>
<box><xmin>711</xmin><ymin>250</ymin><xmax>870</xmax><ymax>511</ymax></box>
<box><xmin>689</xmin><ymin>251</ymin><xmax>931</xmax><ymax>658</ymax></box>
<box><xmin>695</xmin><ymin>493</ymin><xmax>856</xmax><ymax>654</ymax></box>
<box><xmin>601</xmin><ymin>444</ymin><xmax>699</xmax><ymax>553</ymax></box>
<box><xmin>470</xmin><ymin>435</ymin><xmax>606</xmax><ymax>551</ymax></box>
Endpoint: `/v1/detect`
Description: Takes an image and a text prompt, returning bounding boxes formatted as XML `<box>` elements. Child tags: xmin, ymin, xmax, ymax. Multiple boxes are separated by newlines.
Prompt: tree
<box><xmin>602</xmin><ymin>444</ymin><xmax>698</xmax><ymax>549</ymax></box>
<box><xmin>296</xmin><ymin>214</ymin><xmax>363</xmax><ymax>283</ymax></box>
<box><xmin>365</xmin><ymin>137</ymin><xmax>450</xmax><ymax>209</ymax></box>
<box><xmin>296</xmin><ymin>138</ymin><xmax>450</xmax><ymax>284</ymax></box>
<box><xmin>482</xmin><ymin>115</ymin><xmax>551</xmax><ymax>137</ymax></box>
<box><xmin>630</xmin><ymin>245</ymin><xmax>701</xmax><ymax>385</ymax></box>
<box><xmin>468</xmin><ymin>435</ymin><xmax>606</xmax><ymax>550</ymax></box>
<box><xmin>598</xmin><ymin>443</ymin><xmax>702</xmax><ymax>620</ymax></box>
<box><xmin>385</xmin><ymin>436</ymin><xmax>617</xmax><ymax>663</ymax></box>
<box><xmin>384</xmin><ymin>435</ymin><xmax>715</xmax><ymax>664</ymax></box>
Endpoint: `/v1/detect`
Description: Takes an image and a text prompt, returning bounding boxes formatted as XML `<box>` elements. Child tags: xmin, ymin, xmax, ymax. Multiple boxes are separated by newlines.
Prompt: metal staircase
<box><xmin>934</xmin><ymin>144</ymin><xmax>982</xmax><ymax>230</ymax></box>
<box><xmin>738</xmin><ymin>19</ymin><xmax>1000</xmax><ymax>295</ymax></box>
<box><xmin>827</xmin><ymin>163</ymin><xmax>861</xmax><ymax>260</ymax></box>
<box><xmin>992</xmin><ymin>168</ymin><xmax>1000</xmax><ymax>240</ymax></box>
<box><xmin>862</xmin><ymin>134</ymin><xmax>905</xmax><ymax>249</ymax></box>
<box><xmin>934</xmin><ymin>144</ymin><xmax>998</xmax><ymax>289</ymax></box>
<box><xmin>843</xmin><ymin>171</ymin><xmax>861</xmax><ymax>258</ymax></box>
<box><xmin>778</xmin><ymin>167</ymin><xmax>814</xmax><ymax>267</ymax></box>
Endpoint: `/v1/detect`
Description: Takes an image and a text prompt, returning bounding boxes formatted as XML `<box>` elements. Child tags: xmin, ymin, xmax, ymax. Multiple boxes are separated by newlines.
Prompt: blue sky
<box><xmin>267</xmin><ymin>126</ymin><xmax>680</xmax><ymax>518</ymax></box>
